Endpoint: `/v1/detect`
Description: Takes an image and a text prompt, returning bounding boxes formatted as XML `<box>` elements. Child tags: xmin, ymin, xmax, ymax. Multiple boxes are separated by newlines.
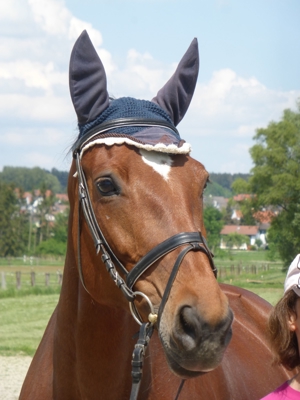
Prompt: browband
<box><xmin>72</xmin><ymin>117</ymin><xmax>180</xmax><ymax>156</ymax></box>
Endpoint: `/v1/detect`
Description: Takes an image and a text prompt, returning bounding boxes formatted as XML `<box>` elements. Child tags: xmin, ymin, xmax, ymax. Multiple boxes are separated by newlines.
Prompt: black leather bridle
<box><xmin>72</xmin><ymin>117</ymin><xmax>217</xmax><ymax>400</ymax></box>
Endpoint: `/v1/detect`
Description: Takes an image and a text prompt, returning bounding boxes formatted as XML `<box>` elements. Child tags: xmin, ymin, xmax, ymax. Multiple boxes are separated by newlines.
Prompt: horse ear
<box><xmin>69</xmin><ymin>30</ymin><xmax>109</xmax><ymax>125</ymax></box>
<box><xmin>152</xmin><ymin>38</ymin><xmax>199</xmax><ymax>126</ymax></box>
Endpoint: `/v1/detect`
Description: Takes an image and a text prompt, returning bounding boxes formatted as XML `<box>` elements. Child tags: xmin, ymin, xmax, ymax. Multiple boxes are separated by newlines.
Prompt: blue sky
<box><xmin>0</xmin><ymin>0</ymin><xmax>299</xmax><ymax>174</ymax></box>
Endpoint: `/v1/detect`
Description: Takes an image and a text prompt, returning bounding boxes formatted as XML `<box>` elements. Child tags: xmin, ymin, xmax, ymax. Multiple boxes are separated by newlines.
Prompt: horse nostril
<box><xmin>172</xmin><ymin>306</ymin><xmax>233</xmax><ymax>354</ymax></box>
<box><xmin>179</xmin><ymin>306</ymin><xmax>198</xmax><ymax>340</ymax></box>
<box><xmin>170</xmin><ymin>306</ymin><xmax>201</xmax><ymax>351</ymax></box>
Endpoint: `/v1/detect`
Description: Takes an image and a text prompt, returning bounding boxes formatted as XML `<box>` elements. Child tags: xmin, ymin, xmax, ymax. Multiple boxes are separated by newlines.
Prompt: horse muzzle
<box><xmin>159</xmin><ymin>306</ymin><xmax>234</xmax><ymax>378</ymax></box>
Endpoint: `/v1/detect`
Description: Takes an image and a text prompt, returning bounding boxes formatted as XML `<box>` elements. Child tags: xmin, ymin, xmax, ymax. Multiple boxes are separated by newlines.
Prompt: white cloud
<box><xmin>0</xmin><ymin>1</ymin><xmax>31</xmax><ymax>22</ymax></box>
<box><xmin>24</xmin><ymin>151</ymin><xmax>63</xmax><ymax>169</ymax></box>
<box><xmin>108</xmin><ymin>49</ymin><xmax>175</xmax><ymax>98</ymax></box>
<box><xmin>28</xmin><ymin>0</ymin><xmax>71</xmax><ymax>36</ymax></box>
<box><xmin>0</xmin><ymin>127</ymin><xmax>66</xmax><ymax>146</ymax></box>
<box><xmin>0</xmin><ymin>61</ymin><xmax>66</xmax><ymax>92</ymax></box>
<box><xmin>0</xmin><ymin>0</ymin><xmax>299</xmax><ymax>174</ymax></box>
<box><xmin>0</xmin><ymin>94</ymin><xmax>72</xmax><ymax>122</ymax></box>
<box><xmin>185</xmin><ymin>68</ymin><xmax>300</xmax><ymax>138</ymax></box>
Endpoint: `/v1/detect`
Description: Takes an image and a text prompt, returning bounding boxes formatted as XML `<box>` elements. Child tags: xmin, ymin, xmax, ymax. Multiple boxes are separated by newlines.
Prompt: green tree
<box><xmin>0</xmin><ymin>183</ymin><xmax>28</xmax><ymax>257</ymax></box>
<box><xmin>203</xmin><ymin>206</ymin><xmax>224</xmax><ymax>252</ymax></box>
<box><xmin>231</xmin><ymin>178</ymin><xmax>251</xmax><ymax>195</ymax></box>
<box><xmin>248</xmin><ymin>100</ymin><xmax>300</xmax><ymax>268</ymax></box>
<box><xmin>205</xmin><ymin>181</ymin><xmax>232</xmax><ymax>197</ymax></box>
<box><xmin>231</xmin><ymin>178</ymin><xmax>256</xmax><ymax>225</ymax></box>
<box><xmin>51</xmin><ymin>168</ymin><xmax>68</xmax><ymax>193</ymax></box>
<box><xmin>0</xmin><ymin>166</ymin><xmax>61</xmax><ymax>193</ymax></box>
<box><xmin>223</xmin><ymin>232</ymin><xmax>250</xmax><ymax>250</ymax></box>
<box><xmin>36</xmin><ymin>208</ymin><xmax>69</xmax><ymax>256</ymax></box>
<box><xmin>36</xmin><ymin>183</ymin><xmax>56</xmax><ymax>245</ymax></box>
<box><xmin>209</xmin><ymin>173</ymin><xmax>250</xmax><ymax>192</ymax></box>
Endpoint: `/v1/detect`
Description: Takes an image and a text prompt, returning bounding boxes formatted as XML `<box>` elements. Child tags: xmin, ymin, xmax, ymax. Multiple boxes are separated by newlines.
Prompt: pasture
<box><xmin>0</xmin><ymin>250</ymin><xmax>285</xmax><ymax>357</ymax></box>
<box><xmin>0</xmin><ymin>252</ymin><xmax>286</xmax><ymax>400</ymax></box>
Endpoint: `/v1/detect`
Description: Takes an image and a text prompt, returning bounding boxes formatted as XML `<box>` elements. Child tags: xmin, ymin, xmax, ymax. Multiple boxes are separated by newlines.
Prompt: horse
<box><xmin>20</xmin><ymin>30</ymin><xmax>291</xmax><ymax>400</ymax></box>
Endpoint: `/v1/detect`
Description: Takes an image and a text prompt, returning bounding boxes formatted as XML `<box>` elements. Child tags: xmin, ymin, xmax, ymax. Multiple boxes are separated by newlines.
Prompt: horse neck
<box><xmin>59</xmin><ymin>213</ymin><xmax>137</xmax><ymax>342</ymax></box>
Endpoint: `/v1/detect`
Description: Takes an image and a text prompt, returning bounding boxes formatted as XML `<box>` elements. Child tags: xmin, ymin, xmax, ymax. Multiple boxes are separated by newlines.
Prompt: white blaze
<box><xmin>140</xmin><ymin>149</ymin><xmax>173</xmax><ymax>180</ymax></box>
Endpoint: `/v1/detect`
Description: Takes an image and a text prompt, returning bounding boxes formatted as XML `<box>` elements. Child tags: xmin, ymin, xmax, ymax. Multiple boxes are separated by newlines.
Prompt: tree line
<box><xmin>204</xmin><ymin>100</ymin><xmax>300</xmax><ymax>269</ymax></box>
<box><xmin>0</xmin><ymin>181</ymin><xmax>69</xmax><ymax>258</ymax></box>
<box><xmin>0</xmin><ymin>100</ymin><xmax>299</xmax><ymax>265</ymax></box>
<box><xmin>0</xmin><ymin>167</ymin><xmax>69</xmax><ymax>194</ymax></box>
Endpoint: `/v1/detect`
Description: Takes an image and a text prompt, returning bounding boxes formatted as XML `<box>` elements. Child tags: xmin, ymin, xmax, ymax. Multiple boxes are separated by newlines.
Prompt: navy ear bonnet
<box><xmin>70</xmin><ymin>30</ymin><xmax>199</xmax><ymax>154</ymax></box>
<box><xmin>79</xmin><ymin>97</ymin><xmax>175</xmax><ymax>138</ymax></box>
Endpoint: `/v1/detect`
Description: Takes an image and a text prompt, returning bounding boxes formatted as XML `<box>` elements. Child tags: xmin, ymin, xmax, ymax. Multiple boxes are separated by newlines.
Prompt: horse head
<box><xmin>68</xmin><ymin>30</ymin><xmax>233</xmax><ymax>379</ymax></box>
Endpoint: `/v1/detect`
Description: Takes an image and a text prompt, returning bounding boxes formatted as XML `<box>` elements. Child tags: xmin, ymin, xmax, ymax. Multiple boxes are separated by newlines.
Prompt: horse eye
<box><xmin>96</xmin><ymin>178</ymin><xmax>118</xmax><ymax>196</ymax></box>
<box><xmin>202</xmin><ymin>178</ymin><xmax>210</xmax><ymax>195</ymax></box>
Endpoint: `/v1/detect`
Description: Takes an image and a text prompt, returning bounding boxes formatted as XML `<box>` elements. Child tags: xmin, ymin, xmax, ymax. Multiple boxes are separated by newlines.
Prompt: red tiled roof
<box><xmin>233</xmin><ymin>194</ymin><xmax>253</xmax><ymax>202</ymax></box>
<box><xmin>56</xmin><ymin>193</ymin><xmax>69</xmax><ymax>202</ymax></box>
<box><xmin>220</xmin><ymin>225</ymin><xmax>258</xmax><ymax>236</ymax></box>
<box><xmin>253</xmin><ymin>210</ymin><xmax>275</xmax><ymax>224</ymax></box>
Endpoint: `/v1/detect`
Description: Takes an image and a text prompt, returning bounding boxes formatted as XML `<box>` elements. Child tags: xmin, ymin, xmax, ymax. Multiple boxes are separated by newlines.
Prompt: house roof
<box><xmin>204</xmin><ymin>196</ymin><xmax>229</xmax><ymax>210</ymax></box>
<box><xmin>220</xmin><ymin>225</ymin><xmax>259</xmax><ymax>236</ymax></box>
<box><xmin>253</xmin><ymin>210</ymin><xmax>275</xmax><ymax>224</ymax></box>
<box><xmin>56</xmin><ymin>193</ymin><xmax>69</xmax><ymax>202</ymax></box>
<box><xmin>233</xmin><ymin>194</ymin><xmax>253</xmax><ymax>202</ymax></box>
<box><xmin>232</xmin><ymin>210</ymin><xmax>243</xmax><ymax>220</ymax></box>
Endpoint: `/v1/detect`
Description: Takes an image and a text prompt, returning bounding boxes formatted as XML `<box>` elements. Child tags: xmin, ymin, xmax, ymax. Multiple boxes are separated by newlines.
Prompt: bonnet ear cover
<box><xmin>69</xmin><ymin>30</ymin><xmax>109</xmax><ymax>125</ymax></box>
<box><xmin>152</xmin><ymin>38</ymin><xmax>199</xmax><ymax>126</ymax></box>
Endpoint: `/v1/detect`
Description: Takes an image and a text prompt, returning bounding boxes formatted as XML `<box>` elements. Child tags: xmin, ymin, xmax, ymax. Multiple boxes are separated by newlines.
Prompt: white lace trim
<box><xmin>81</xmin><ymin>137</ymin><xmax>192</xmax><ymax>156</ymax></box>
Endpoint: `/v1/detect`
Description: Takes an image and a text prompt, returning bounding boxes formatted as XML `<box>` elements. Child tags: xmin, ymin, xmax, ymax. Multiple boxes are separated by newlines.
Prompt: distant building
<box><xmin>220</xmin><ymin>225</ymin><xmax>262</xmax><ymax>250</ymax></box>
<box><xmin>231</xmin><ymin>209</ymin><xmax>243</xmax><ymax>223</ymax></box>
<box><xmin>253</xmin><ymin>210</ymin><xmax>276</xmax><ymax>225</ymax></box>
<box><xmin>204</xmin><ymin>195</ymin><xmax>228</xmax><ymax>211</ymax></box>
<box><xmin>233</xmin><ymin>194</ymin><xmax>253</xmax><ymax>202</ymax></box>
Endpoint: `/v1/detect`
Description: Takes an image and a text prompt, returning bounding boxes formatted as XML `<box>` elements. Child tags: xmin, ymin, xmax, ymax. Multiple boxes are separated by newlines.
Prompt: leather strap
<box><xmin>130</xmin><ymin>322</ymin><xmax>153</xmax><ymax>400</ymax></box>
<box><xmin>75</xmin><ymin>152</ymin><xmax>129</xmax><ymax>275</ymax></box>
<box><xmin>158</xmin><ymin>244</ymin><xmax>196</xmax><ymax>322</ymax></box>
<box><xmin>126</xmin><ymin>232</ymin><xmax>216</xmax><ymax>290</ymax></box>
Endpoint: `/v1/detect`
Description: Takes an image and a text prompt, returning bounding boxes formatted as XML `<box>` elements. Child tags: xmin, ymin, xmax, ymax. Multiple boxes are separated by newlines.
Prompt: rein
<box><xmin>72</xmin><ymin>117</ymin><xmax>217</xmax><ymax>400</ymax></box>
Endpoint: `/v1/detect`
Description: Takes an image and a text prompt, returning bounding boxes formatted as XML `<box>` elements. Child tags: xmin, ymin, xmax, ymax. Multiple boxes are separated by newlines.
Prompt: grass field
<box><xmin>0</xmin><ymin>288</ymin><xmax>283</xmax><ymax>357</ymax></box>
<box><xmin>0</xmin><ymin>250</ymin><xmax>286</xmax><ymax>357</ymax></box>
<box><xmin>0</xmin><ymin>256</ymin><xmax>64</xmax><ymax>268</ymax></box>
<box><xmin>0</xmin><ymin>294</ymin><xmax>59</xmax><ymax>356</ymax></box>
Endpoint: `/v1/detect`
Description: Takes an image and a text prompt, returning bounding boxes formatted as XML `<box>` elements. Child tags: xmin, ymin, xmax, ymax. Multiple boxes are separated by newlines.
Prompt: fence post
<box><xmin>16</xmin><ymin>271</ymin><xmax>21</xmax><ymax>290</ymax></box>
<box><xmin>45</xmin><ymin>273</ymin><xmax>50</xmax><ymax>287</ymax></box>
<box><xmin>57</xmin><ymin>271</ymin><xmax>63</xmax><ymax>285</ymax></box>
<box><xmin>31</xmin><ymin>271</ymin><xmax>36</xmax><ymax>287</ymax></box>
<box><xmin>1</xmin><ymin>271</ymin><xmax>6</xmax><ymax>289</ymax></box>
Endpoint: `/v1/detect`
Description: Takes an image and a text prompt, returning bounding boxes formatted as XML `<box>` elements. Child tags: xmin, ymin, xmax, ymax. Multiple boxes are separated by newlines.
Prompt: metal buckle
<box><xmin>129</xmin><ymin>291</ymin><xmax>157</xmax><ymax>326</ymax></box>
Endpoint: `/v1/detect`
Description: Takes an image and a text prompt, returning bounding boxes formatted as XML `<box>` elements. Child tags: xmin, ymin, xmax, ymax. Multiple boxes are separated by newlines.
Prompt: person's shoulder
<box><xmin>260</xmin><ymin>381</ymin><xmax>290</xmax><ymax>399</ymax></box>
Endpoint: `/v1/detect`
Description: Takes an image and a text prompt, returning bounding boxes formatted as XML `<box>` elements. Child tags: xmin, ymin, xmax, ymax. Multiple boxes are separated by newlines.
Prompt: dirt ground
<box><xmin>0</xmin><ymin>356</ymin><xmax>32</xmax><ymax>400</ymax></box>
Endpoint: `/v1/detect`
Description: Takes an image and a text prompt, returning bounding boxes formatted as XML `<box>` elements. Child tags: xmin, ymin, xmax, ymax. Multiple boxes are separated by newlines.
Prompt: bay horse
<box><xmin>20</xmin><ymin>31</ymin><xmax>290</xmax><ymax>400</ymax></box>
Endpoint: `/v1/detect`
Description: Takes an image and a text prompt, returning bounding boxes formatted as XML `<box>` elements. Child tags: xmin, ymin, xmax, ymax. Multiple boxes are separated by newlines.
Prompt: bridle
<box><xmin>72</xmin><ymin>117</ymin><xmax>217</xmax><ymax>400</ymax></box>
